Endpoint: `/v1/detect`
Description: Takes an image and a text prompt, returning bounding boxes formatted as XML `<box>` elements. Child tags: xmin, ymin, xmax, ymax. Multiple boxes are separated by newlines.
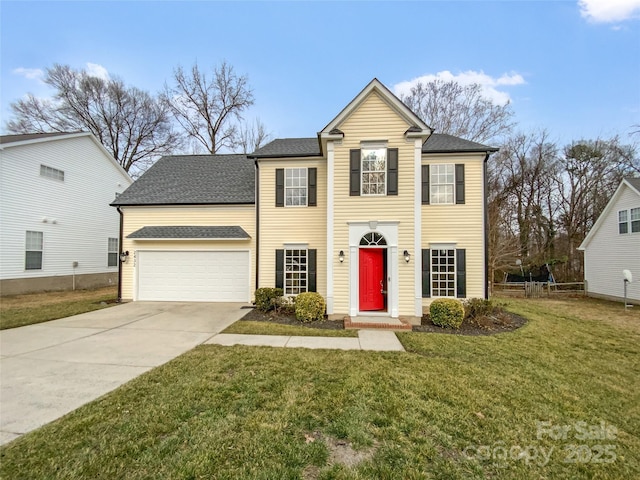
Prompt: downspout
<box><xmin>116</xmin><ymin>206</ymin><xmax>124</xmax><ymax>303</ymax></box>
<box><xmin>483</xmin><ymin>153</ymin><xmax>490</xmax><ymax>299</ymax></box>
<box><xmin>253</xmin><ymin>158</ymin><xmax>260</xmax><ymax>292</ymax></box>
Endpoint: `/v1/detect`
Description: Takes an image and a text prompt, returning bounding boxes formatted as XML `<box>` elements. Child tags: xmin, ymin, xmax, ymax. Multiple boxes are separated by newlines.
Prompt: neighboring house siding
<box><xmin>421</xmin><ymin>153</ymin><xmax>486</xmax><ymax>305</ymax></box>
<box><xmin>332</xmin><ymin>91</ymin><xmax>416</xmax><ymax>316</ymax></box>
<box><xmin>0</xmin><ymin>135</ymin><xmax>131</xmax><ymax>284</ymax></box>
<box><xmin>258</xmin><ymin>158</ymin><xmax>327</xmax><ymax>296</ymax></box>
<box><xmin>583</xmin><ymin>186</ymin><xmax>640</xmax><ymax>302</ymax></box>
<box><xmin>119</xmin><ymin>205</ymin><xmax>256</xmax><ymax>300</ymax></box>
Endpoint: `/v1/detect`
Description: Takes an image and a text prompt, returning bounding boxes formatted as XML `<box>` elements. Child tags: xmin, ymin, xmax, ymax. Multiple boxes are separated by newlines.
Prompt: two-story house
<box><xmin>113</xmin><ymin>79</ymin><xmax>496</xmax><ymax>323</ymax></box>
<box><xmin>0</xmin><ymin>132</ymin><xmax>132</xmax><ymax>295</ymax></box>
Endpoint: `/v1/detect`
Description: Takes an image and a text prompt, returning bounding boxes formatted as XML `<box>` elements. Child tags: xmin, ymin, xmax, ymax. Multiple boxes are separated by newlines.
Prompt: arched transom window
<box><xmin>359</xmin><ymin>232</ymin><xmax>387</xmax><ymax>246</ymax></box>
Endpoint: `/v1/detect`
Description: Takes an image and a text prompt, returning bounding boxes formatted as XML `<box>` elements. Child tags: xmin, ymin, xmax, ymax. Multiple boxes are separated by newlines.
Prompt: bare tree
<box><xmin>401</xmin><ymin>79</ymin><xmax>515</xmax><ymax>143</ymax></box>
<box><xmin>164</xmin><ymin>61</ymin><xmax>254</xmax><ymax>153</ymax></box>
<box><xmin>235</xmin><ymin>118</ymin><xmax>272</xmax><ymax>154</ymax></box>
<box><xmin>6</xmin><ymin>64</ymin><xmax>181</xmax><ymax>176</ymax></box>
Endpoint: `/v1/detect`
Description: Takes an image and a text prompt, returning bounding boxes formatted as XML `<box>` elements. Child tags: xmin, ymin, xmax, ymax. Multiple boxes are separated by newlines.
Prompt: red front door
<box><xmin>359</xmin><ymin>248</ymin><xmax>385</xmax><ymax>311</ymax></box>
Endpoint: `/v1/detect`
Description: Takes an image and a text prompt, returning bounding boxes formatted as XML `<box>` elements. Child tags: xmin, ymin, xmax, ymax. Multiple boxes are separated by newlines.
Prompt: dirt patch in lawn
<box><xmin>413</xmin><ymin>310</ymin><xmax>527</xmax><ymax>335</ymax></box>
<box><xmin>241</xmin><ymin>308</ymin><xmax>346</xmax><ymax>330</ymax></box>
<box><xmin>302</xmin><ymin>432</ymin><xmax>377</xmax><ymax>478</ymax></box>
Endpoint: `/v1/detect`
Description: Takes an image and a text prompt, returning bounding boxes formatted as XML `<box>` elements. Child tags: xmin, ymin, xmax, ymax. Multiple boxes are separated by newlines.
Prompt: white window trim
<box><xmin>40</xmin><ymin>164</ymin><xmax>65</xmax><ymax>182</ymax></box>
<box><xmin>108</xmin><ymin>237</ymin><xmax>119</xmax><ymax>267</ymax></box>
<box><xmin>284</xmin><ymin>245</ymin><xmax>308</xmax><ymax>296</ymax></box>
<box><xmin>361</xmin><ymin>142</ymin><xmax>387</xmax><ymax>196</ymax></box>
<box><xmin>284</xmin><ymin>167</ymin><xmax>308</xmax><ymax>207</ymax></box>
<box><xmin>25</xmin><ymin>231</ymin><xmax>44</xmax><ymax>270</ymax></box>
<box><xmin>430</xmin><ymin>245</ymin><xmax>456</xmax><ymax>298</ymax></box>
<box><xmin>630</xmin><ymin>207</ymin><xmax>640</xmax><ymax>234</ymax></box>
<box><xmin>619</xmin><ymin>209</ymin><xmax>629</xmax><ymax>234</ymax></box>
<box><xmin>430</xmin><ymin>164</ymin><xmax>455</xmax><ymax>205</ymax></box>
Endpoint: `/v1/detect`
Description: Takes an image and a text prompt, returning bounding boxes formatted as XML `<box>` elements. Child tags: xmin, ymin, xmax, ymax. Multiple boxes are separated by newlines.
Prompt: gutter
<box><xmin>253</xmin><ymin>157</ymin><xmax>260</xmax><ymax>292</ymax></box>
<box><xmin>483</xmin><ymin>153</ymin><xmax>490</xmax><ymax>299</ymax></box>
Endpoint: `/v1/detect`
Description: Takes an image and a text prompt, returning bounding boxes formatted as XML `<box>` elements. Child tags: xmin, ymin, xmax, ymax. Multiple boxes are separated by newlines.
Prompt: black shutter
<box><xmin>421</xmin><ymin>165</ymin><xmax>430</xmax><ymax>204</ymax></box>
<box><xmin>350</xmin><ymin>149</ymin><xmax>360</xmax><ymax>196</ymax></box>
<box><xmin>275</xmin><ymin>249</ymin><xmax>284</xmax><ymax>289</ymax></box>
<box><xmin>456</xmin><ymin>249</ymin><xmax>466</xmax><ymax>298</ymax></box>
<box><xmin>422</xmin><ymin>249</ymin><xmax>431</xmax><ymax>298</ymax></box>
<box><xmin>308</xmin><ymin>168</ymin><xmax>317</xmax><ymax>206</ymax></box>
<box><xmin>455</xmin><ymin>164</ymin><xmax>465</xmax><ymax>205</ymax></box>
<box><xmin>387</xmin><ymin>148</ymin><xmax>398</xmax><ymax>195</ymax></box>
<box><xmin>276</xmin><ymin>169</ymin><xmax>284</xmax><ymax>207</ymax></box>
<box><xmin>308</xmin><ymin>249</ymin><xmax>317</xmax><ymax>292</ymax></box>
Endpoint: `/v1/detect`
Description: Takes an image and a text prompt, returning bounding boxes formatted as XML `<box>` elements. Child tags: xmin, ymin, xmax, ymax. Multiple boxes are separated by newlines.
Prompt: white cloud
<box><xmin>12</xmin><ymin>67</ymin><xmax>45</xmax><ymax>82</ymax></box>
<box><xmin>393</xmin><ymin>70</ymin><xmax>526</xmax><ymax>106</ymax></box>
<box><xmin>86</xmin><ymin>63</ymin><xmax>110</xmax><ymax>81</ymax></box>
<box><xmin>579</xmin><ymin>0</ymin><xmax>640</xmax><ymax>23</ymax></box>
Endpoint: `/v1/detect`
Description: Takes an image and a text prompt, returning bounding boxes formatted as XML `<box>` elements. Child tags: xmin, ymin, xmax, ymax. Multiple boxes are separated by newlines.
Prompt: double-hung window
<box><xmin>619</xmin><ymin>210</ymin><xmax>629</xmax><ymax>234</ymax></box>
<box><xmin>631</xmin><ymin>208</ymin><xmax>640</xmax><ymax>233</ymax></box>
<box><xmin>361</xmin><ymin>144</ymin><xmax>386</xmax><ymax>195</ymax></box>
<box><xmin>430</xmin><ymin>164</ymin><xmax>455</xmax><ymax>204</ymax></box>
<box><xmin>285</xmin><ymin>168</ymin><xmax>307</xmax><ymax>207</ymax></box>
<box><xmin>108</xmin><ymin>238</ymin><xmax>119</xmax><ymax>267</ymax></box>
<box><xmin>25</xmin><ymin>231</ymin><xmax>43</xmax><ymax>270</ymax></box>
<box><xmin>285</xmin><ymin>248</ymin><xmax>307</xmax><ymax>295</ymax></box>
<box><xmin>431</xmin><ymin>248</ymin><xmax>456</xmax><ymax>297</ymax></box>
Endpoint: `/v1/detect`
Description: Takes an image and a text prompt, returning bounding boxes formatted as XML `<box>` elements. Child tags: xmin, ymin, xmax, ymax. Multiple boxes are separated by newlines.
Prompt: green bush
<box><xmin>430</xmin><ymin>298</ymin><xmax>465</xmax><ymax>329</ymax></box>
<box><xmin>463</xmin><ymin>298</ymin><xmax>495</xmax><ymax>319</ymax></box>
<box><xmin>294</xmin><ymin>292</ymin><xmax>326</xmax><ymax>323</ymax></box>
<box><xmin>254</xmin><ymin>288</ymin><xmax>283</xmax><ymax>312</ymax></box>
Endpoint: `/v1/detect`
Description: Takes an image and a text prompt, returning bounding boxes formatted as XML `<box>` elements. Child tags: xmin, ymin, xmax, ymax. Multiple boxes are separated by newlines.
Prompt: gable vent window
<box><xmin>40</xmin><ymin>164</ymin><xmax>65</xmax><ymax>182</ymax></box>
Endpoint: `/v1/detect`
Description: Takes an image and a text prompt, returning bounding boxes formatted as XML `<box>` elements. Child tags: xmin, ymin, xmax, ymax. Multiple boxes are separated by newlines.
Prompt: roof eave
<box><xmin>111</xmin><ymin>201</ymin><xmax>256</xmax><ymax>207</ymax></box>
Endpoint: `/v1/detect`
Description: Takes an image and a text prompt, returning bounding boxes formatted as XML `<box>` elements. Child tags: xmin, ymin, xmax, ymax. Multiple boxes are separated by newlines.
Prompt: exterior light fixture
<box><xmin>339</xmin><ymin>250</ymin><xmax>345</xmax><ymax>263</ymax></box>
<box><xmin>404</xmin><ymin>250</ymin><xmax>411</xmax><ymax>263</ymax></box>
<box><xmin>120</xmin><ymin>251</ymin><xmax>130</xmax><ymax>263</ymax></box>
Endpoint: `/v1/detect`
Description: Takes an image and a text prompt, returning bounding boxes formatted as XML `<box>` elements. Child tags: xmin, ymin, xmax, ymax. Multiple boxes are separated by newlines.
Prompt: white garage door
<box><xmin>137</xmin><ymin>251</ymin><xmax>250</xmax><ymax>302</ymax></box>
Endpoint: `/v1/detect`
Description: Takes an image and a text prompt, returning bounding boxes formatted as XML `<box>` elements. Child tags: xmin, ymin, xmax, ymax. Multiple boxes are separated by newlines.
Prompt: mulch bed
<box><xmin>241</xmin><ymin>308</ymin><xmax>527</xmax><ymax>336</ymax></box>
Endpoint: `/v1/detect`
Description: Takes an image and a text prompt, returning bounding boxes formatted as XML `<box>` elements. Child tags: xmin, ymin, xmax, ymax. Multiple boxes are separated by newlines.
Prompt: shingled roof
<box><xmin>112</xmin><ymin>154</ymin><xmax>255</xmax><ymax>206</ymax></box>
<box><xmin>250</xmin><ymin>133</ymin><xmax>496</xmax><ymax>158</ymax></box>
<box><xmin>251</xmin><ymin>138</ymin><xmax>321</xmax><ymax>158</ymax></box>
<box><xmin>127</xmin><ymin>226</ymin><xmax>250</xmax><ymax>239</ymax></box>
<box><xmin>626</xmin><ymin>177</ymin><xmax>640</xmax><ymax>193</ymax></box>
<box><xmin>422</xmin><ymin>134</ymin><xmax>498</xmax><ymax>153</ymax></box>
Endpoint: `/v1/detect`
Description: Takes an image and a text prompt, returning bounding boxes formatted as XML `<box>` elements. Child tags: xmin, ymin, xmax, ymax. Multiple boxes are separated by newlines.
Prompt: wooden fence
<box><xmin>493</xmin><ymin>282</ymin><xmax>585</xmax><ymax>298</ymax></box>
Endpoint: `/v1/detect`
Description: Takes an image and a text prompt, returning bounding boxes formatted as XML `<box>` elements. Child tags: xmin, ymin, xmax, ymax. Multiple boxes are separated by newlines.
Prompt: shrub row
<box><xmin>429</xmin><ymin>297</ymin><xmax>499</xmax><ymax>329</ymax></box>
<box><xmin>254</xmin><ymin>288</ymin><xmax>326</xmax><ymax>322</ymax></box>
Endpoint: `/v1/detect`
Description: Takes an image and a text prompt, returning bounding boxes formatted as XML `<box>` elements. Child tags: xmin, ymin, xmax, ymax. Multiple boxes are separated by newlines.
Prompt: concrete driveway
<box><xmin>0</xmin><ymin>301</ymin><xmax>248</xmax><ymax>445</ymax></box>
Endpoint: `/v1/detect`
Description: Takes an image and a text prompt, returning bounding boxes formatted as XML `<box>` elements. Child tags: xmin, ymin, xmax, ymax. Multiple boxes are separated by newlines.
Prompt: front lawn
<box><xmin>0</xmin><ymin>286</ymin><xmax>118</xmax><ymax>330</ymax></box>
<box><xmin>1</xmin><ymin>297</ymin><xmax>638</xmax><ymax>479</ymax></box>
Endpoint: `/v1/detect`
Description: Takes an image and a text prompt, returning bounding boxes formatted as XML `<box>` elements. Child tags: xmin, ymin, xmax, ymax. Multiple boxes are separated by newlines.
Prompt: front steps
<box><xmin>344</xmin><ymin>316</ymin><xmax>413</xmax><ymax>331</ymax></box>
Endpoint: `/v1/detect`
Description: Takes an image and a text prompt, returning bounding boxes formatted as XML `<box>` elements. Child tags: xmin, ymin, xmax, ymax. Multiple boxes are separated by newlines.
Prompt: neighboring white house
<box><xmin>578</xmin><ymin>177</ymin><xmax>640</xmax><ymax>304</ymax></box>
<box><xmin>0</xmin><ymin>132</ymin><xmax>132</xmax><ymax>295</ymax></box>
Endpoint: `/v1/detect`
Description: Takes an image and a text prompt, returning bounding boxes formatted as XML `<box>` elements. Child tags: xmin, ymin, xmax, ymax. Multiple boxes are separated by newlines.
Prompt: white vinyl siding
<box><xmin>108</xmin><ymin>238</ymin><xmax>118</xmax><ymax>267</ymax></box>
<box><xmin>40</xmin><ymin>164</ymin><xmax>65</xmax><ymax>181</ymax></box>
<box><xmin>430</xmin><ymin>164</ymin><xmax>455</xmax><ymax>204</ymax></box>
<box><xmin>25</xmin><ymin>231</ymin><xmax>43</xmax><ymax>270</ymax></box>
<box><xmin>285</xmin><ymin>168</ymin><xmax>307</xmax><ymax>207</ymax></box>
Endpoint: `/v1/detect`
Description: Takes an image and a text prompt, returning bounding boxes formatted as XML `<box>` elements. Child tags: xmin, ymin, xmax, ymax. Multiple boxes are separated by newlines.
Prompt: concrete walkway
<box><xmin>206</xmin><ymin>329</ymin><xmax>405</xmax><ymax>351</ymax></box>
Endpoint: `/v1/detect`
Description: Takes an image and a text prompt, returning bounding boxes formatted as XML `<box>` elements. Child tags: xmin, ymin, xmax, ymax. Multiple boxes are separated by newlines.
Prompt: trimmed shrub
<box><xmin>254</xmin><ymin>288</ymin><xmax>283</xmax><ymax>312</ymax></box>
<box><xmin>463</xmin><ymin>298</ymin><xmax>495</xmax><ymax>320</ymax></box>
<box><xmin>295</xmin><ymin>292</ymin><xmax>326</xmax><ymax>323</ymax></box>
<box><xmin>430</xmin><ymin>298</ymin><xmax>465</xmax><ymax>329</ymax></box>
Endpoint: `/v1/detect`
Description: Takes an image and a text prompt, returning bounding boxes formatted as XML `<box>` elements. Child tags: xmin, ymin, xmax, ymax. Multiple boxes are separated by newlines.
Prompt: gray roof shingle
<box><xmin>422</xmin><ymin>134</ymin><xmax>498</xmax><ymax>153</ymax></box>
<box><xmin>127</xmin><ymin>226</ymin><xmax>250</xmax><ymax>239</ymax></box>
<box><xmin>112</xmin><ymin>154</ymin><xmax>255</xmax><ymax>205</ymax></box>
<box><xmin>251</xmin><ymin>138</ymin><xmax>321</xmax><ymax>157</ymax></box>
<box><xmin>626</xmin><ymin>177</ymin><xmax>640</xmax><ymax>192</ymax></box>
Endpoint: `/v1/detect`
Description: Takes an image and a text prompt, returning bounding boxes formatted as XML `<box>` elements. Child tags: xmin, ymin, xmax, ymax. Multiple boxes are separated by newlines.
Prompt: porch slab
<box><xmin>344</xmin><ymin>316</ymin><xmax>413</xmax><ymax>331</ymax></box>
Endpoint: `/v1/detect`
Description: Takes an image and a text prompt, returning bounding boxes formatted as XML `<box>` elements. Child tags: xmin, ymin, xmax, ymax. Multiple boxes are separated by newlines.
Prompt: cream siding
<box><xmin>258</xmin><ymin>158</ymin><xmax>327</xmax><ymax>296</ymax></box>
<box><xmin>583</xmin><ymin>186</ymin><xmax>640</xmax><ymax>302</ymax></box>
<box><xmin>421</xmin><ymin>153</ymin><xmax>486</xmax><ymax>306</ymax></box>
<box><xmin>119</xmin><ymin>205</ymin><xmax>256</xmax><ymax>300</ymax></box>
<box><xmin>332</xmin><ymin>91</ymin><xmax>416</xmax><ymax>316</ymax></box>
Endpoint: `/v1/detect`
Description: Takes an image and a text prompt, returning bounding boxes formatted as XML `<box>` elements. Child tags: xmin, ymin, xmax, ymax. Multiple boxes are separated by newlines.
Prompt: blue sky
<box><xmin>1</xmin><ymin>0</ymin><xmax>639</xmax><ymax>148</ymax></box>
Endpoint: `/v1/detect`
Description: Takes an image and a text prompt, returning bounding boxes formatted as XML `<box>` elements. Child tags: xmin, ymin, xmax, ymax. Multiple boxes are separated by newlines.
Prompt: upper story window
<box><xmin>361</xmin><ymin>145</ymin><xmax>386</xmax><ymax>196</ymax></box>
<box><xmin>430</xmin><ymin>164</ymin><xmax>455</xmax><ymax>204</ymax></box>
<box><xmin>631</xmin><ymin>208</ymin><xmax>640</xmax><ymax>233</ymax></box>
<box><xmin>285</xmin><ymin>168</ymin><xmax>307</xmax><ymax>207</ymax></box>
<box><xmin>40</xmin><ymin>164</ymin><xmax>65</xmax><ymax>182</ymax></box>
<box><xmin>108</xmin><ymin>238</ymin><xmax>119</xmax><ymax>267</ymax></box>
<box><xmin>25</xmin><ymin>231</ymin><xmax>43</xmax><ymax>270</ymax></box>
<box><xmin>619</xmin><ymin>210</ymin><xmax>629</xmax><ymax>234</ymax></box>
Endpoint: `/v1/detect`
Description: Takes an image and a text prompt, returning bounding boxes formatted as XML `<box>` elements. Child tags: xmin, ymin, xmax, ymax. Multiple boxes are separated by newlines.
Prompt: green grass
<box><xmin>0</xmin><ymin>287</ymin><xmax>118</xmax><ymax>330</ymax></box>
<box><xmin>1</xmin><ymin>296</ymin><xmax>638</xmax><ymax>479</ymax></box>
<box><xmin>223</xmin><ymin>319</ymin><xmax>359</xmax><ymax>337</ymax></box>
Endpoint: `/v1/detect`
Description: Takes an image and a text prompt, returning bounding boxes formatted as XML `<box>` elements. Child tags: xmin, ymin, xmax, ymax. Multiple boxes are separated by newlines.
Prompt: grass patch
<box><xmin>1</xmin><ymin>296</ymin><xmax>638</xmax><ymax>478</ymax></box>
<box><xmin>223</xmin><ymin>320</ymin><xmax>358</xmax><ymax>337</ymax></box>
<box><xmin>0</xmin><ymin>286</ymin><xmax>118</xmax><ymax>330</ymax></box>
